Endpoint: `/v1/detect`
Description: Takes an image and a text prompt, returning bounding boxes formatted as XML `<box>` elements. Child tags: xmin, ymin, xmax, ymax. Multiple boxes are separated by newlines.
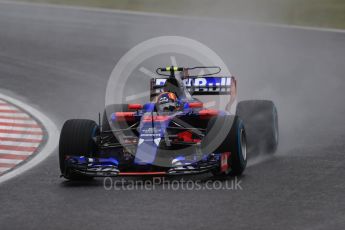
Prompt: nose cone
<box><xmin>134</xmin><ymin>140</ymin><xmax>160</xmax><ymax>165</ymax></box>
<box><xmin>134</xmin><ymin>115</ymin><xmax>170</xmax><ymax>165</ymax></box>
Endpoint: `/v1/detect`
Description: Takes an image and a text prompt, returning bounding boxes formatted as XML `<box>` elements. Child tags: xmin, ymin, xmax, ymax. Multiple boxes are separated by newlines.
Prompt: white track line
<box><xmin>0</xmin><ymin>126</ymin><xmax>41</xmax><ymax>131</ymax></box>
<box><xmin>0</xmin><ymin>119</ymin><xmax>37</xmax><ymax>124</ymax></box>
<box><xmin>0</xmin><ymin>113</ymin><xmax>29</xmax><ymax>118</ymax></box>
<box><xmin>0</xmin><ymin>133</ymin><xmax>42</xmax><ymax>139</ymax></box>
<box><xmin>0</xmin><ymin>105</ymin><xmax>18</xmax><ymax>110</ymax></box>
<box><xmin>0</xmin><ymin>92</ymin><xmax>59</xmax><ymax>184</ymax></box>
<box><xmin>0</xmin><ymin>158</ymin><xmax>22</xmax><ymax>164</ymax></box>
<box><xmin>0</xmin><ymin>149</ymin><xmax>35</xmax><ymax>156</ymax></box>
<box><xmin>0</xmin><ymin>167</ymin><xmax>10</xmax><ymax>173</ymax></box>
<box><xmin>0</xmin><ymin>141</ymin><xmax>40</xmax><ymax>147</ymax></box>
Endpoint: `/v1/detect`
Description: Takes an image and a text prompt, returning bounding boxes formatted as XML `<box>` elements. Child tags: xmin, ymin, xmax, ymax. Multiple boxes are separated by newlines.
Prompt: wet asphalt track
<box><xmin>0</xmin><ymin>2</ymin><xmax>345</xmax><ymax>230</ymax></box>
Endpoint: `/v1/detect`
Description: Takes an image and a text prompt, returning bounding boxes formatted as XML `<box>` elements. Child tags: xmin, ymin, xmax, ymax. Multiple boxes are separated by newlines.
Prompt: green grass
<box><xmin>13</xmin><ymin>0</ymin><xmax>345</xmax><ymax>29</ymax></box>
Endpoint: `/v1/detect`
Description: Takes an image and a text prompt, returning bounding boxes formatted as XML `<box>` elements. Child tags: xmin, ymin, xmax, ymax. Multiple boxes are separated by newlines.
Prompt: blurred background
<box><xmin>12</xmin><ymin>0</ymin><xmax>345</xmax><ymax>29</ymax></box>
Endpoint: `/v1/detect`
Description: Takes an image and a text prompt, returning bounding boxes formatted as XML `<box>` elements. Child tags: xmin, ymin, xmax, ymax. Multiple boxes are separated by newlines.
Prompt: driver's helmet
<box><xmin>156</xmin><ymin>92</ymin><xmax>179</xmax><ymax>112</ymax></box>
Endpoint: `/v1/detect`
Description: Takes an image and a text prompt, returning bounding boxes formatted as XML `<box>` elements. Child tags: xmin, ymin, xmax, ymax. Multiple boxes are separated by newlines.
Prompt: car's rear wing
<box><xmin>150</xmin><ymin>76</ymin><xmax>232</xmax><ymax>100</ymax></box>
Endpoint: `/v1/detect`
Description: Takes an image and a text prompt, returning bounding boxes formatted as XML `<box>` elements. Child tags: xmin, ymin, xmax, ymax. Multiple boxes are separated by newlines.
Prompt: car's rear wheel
<box><xmin>236</xmin><ymin>100</ymin><xmax>278</xmax><ymax>154</ymax></box>
<box><xmin>203</xmin><ymin>115</ymin><xmax>247</xmax><ymax>177</ymax></box>
<box><xmin>59</xmin><ymin>119</ymin><xmax>99</xmax><ymax>180</ymax></box>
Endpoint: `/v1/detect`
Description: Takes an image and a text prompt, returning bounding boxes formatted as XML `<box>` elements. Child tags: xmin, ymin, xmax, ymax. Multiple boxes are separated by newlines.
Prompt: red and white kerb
<box><xmin>0</xmin><ymin>99</ymin><xmax>45</xmax><ymax>175</ymax></box>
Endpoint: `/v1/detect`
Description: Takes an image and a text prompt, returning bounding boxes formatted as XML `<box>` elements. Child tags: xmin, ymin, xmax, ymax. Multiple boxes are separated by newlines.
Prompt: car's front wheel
<box><xmin>203</xmin><ymin>115</ymin><xmax>247</xmax><ymax>177</ymax></box>
<box><xmin>59</xmin><ymin>119</ymin><xmax>99</xmax><ymax>180</ymax></box>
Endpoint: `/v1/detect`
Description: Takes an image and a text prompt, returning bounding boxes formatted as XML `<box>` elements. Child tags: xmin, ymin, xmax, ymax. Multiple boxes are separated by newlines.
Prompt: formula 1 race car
<box><xmin>59</xmin><ymin>66</ymin><xmax>278</xmax><ymax>180</ymax></box>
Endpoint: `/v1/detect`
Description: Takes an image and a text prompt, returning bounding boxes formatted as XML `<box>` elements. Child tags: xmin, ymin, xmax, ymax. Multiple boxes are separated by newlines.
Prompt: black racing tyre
<box><xmin>236</xmin><ymin>100</ymin><xmax>278</xmax><ymax>154</ymax></box>
<box><xmin>59</xmin><ymin>119</ymin><xmax>99</xmax><ymax>180</ymax></box>
<box><xmin>102</xmin><ymin>104</ymin><xmax>130</xmax><ymax>132</ymax></box>
<box><xmin>203</xmin><ymin>115</ymin><xmax>247</xmax><ymax>177</ymax></box>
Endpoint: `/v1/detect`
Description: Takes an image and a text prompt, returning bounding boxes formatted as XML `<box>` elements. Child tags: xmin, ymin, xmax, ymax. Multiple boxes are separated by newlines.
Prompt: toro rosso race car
<box><xmin>59</xmin><ymin>66</ymin><xmax>278</xmax><ymax>180</ymax></box>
